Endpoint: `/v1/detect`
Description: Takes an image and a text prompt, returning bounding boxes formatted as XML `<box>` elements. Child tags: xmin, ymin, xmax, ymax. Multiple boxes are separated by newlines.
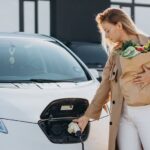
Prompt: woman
<box><xmin>74</xmin><ymin>8</ymin><xmax>150</xmax><ymax>150</ymax></box>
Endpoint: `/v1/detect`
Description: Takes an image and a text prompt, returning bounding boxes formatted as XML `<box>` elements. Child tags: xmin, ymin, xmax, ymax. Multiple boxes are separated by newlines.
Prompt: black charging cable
<box><xmin>75</xmin><ymin>108</ymin><xmax>110</xmax><ymax>150</ymax></box>
<box><xmin>75</xmin><ymin>130</ymin><xmax>84</xmax><ymax>150</ymax></box>
<box><xmin>68</xmin><ymin>122</ymin><xmax>84</xmax><ymax>150</ymax></box>
<box><xmin>79</xmin><ymin>135</ymin><xmax>84</xmax><ymax>150</ymax></box>
<box><xmin>67</xmin><ymin>111</ymin><xmax>110</xmax><ymax>150</ymax></box>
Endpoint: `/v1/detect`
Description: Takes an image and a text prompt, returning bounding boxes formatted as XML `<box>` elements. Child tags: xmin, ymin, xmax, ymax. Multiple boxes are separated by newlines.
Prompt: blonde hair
<box><xmin>95</xmin><ymin>8</ymin><xmax>141</xmax><ymax>50</ymax></box>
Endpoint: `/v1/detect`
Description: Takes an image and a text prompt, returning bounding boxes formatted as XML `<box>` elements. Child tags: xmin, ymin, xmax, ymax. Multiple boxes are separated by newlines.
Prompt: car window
<box><xmin>0</xmin><ymin>38</ymin><xmax>89</xmax><ymax>82</ymax></box>
<box><xmin>69</xmin><ymin>42</ymin><xmax>108</xmax><ymax>68</ymax></box>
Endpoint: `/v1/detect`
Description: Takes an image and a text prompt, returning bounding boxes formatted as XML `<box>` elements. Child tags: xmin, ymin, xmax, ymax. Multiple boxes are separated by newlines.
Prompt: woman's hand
<box><xmin>133</xmin><ymin>65</ymin><xmax>150</xmax><ymax>84</ymax></box>
<box><xmin>73</xmin><ymin>115</ymin><xmax>89</xmax><ymax>133</ymax></box>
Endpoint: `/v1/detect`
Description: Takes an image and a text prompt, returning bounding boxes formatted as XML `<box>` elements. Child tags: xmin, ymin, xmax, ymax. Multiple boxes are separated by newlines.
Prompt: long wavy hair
<box><xmin>95</xmin><ymin>8</ymin><xmax>143</xmax><ymax>50</ymax></box>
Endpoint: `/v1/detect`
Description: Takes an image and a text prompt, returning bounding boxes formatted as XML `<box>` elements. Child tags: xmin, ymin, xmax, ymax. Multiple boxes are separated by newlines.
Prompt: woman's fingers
<box><xmin>73</xmin><ymin>116</ymin><xmax>89</xmax><ymax>132</ymax></box>
<box><xmin>133</xmin><ymin>66</ymin><xmax>150</xmax><ymax>84</ymax></box>
<box><xmin>133</xmin><ymin>74</ymin><xmax>143</xmax><ymax>84</ymax></box>
<box><xmin>72</xmin><ymin>119</ymin><xmax>78</xmax><ymax>122</ymax></box>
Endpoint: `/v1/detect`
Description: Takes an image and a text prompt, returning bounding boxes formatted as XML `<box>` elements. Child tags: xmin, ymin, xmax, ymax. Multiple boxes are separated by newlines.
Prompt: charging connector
<box><xmin>68</xmin><ymin>122</ymin><xmax>84</xmax><ymax>150</ymax></box>
<box><xmin>68</xmin><ymin>122</ymin><xmax>81</xmax><ymax>135</ymax></box>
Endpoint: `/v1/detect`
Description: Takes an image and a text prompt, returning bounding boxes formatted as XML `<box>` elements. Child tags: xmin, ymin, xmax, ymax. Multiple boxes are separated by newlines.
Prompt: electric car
<box><xmin>0</xmin><ymin>33</ymin><xmax>109</xmax><ymax>150</ymax></box>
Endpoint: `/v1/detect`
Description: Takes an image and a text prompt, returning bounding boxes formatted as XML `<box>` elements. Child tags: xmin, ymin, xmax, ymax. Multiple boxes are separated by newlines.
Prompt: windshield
<box><xmin>0</xmin><ymin>37</ymin><xmax>89</xmax><ymax>83</ymax></box>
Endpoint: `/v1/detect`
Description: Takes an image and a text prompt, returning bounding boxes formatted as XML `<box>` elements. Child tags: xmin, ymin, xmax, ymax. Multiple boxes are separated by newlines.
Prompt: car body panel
<box><xmin>0</xmin><ymin>81</ymin><xmax>99</xmax><ymax>123</ymax></box>
<box><xmin>0</xmin><ymin>33</ymin><xmax>109</xmax><ymax>150</ymax></box>
<box><xmin>0</xmin><ymin>118</ymin><xmax>109</xmax><ymax>150</ymax></box>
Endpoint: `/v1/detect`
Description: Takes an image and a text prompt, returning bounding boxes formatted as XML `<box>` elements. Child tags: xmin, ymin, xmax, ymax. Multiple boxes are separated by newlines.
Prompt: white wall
<box><xmin>24</xmin><ymin>1</ymin><xmax>35</xmax><ymax>33</ymax></box>
<box><xmin>24</xmin><ymin>0</ymin><xmax>50</xmax><ymax>35</ymax></box>
<box><xmin>111</xmin><ymin>0</ymin><xmax>150</xmax><ymax>35</ymax></box>
<box><xmin>0</xmin><ymin>0</ymin><xmax>50</xmax><ymax>35</ymax></box>
<box><xmin>135</xmin><ymin>6</ymin><xmax>150</xmax><ymax>35</ymax></box>
<box><xmin>0</xmin><ymin>0</ymin><xmax>19</xmax><ymax>32</ymax></box>
<box><xmin>0</xmin><ymin>0</ymin><xmax>149</xmax><ymax>36</ymax></box>
<box><xmin>38</xmin><ymin>1</ymin><xmax>50</xmax><ymax>35</ymax></box>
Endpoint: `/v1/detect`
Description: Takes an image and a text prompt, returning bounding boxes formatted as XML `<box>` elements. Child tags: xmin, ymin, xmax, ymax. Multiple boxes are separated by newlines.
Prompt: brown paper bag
<box><xmin>119</xmin><ymin>52</ymin><xmax>150</xmax><ymax>106</ymax></box>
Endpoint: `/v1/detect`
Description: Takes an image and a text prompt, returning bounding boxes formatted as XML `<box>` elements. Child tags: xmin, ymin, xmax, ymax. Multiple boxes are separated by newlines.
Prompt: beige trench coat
<box><xmin>84</xmin><ymin>34</ymin><xmax>150</xmax><ymax>150</ymax></box>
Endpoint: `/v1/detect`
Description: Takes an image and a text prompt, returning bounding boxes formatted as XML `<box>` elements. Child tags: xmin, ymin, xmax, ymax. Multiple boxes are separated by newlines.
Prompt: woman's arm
<box><xmin>73</xmin><ymin>52</ymin><xmax>114</xmax><ymax>132</ymax></box>
<box><xmin>84</xmin><ymin>52</ymin><xmax>114</xmax><ymax>120</ymax></box>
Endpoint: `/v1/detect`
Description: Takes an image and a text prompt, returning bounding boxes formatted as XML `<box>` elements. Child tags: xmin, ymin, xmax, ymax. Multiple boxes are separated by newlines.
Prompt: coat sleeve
<box><xmin>84</xmin><ymin>52</ymin><xmax>115</xmax><ymax>120</ymax></box>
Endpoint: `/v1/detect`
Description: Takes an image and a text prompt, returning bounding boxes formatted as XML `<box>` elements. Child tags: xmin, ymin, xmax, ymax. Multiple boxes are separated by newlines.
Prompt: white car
<box><xmin>0</xmin><ymin>33</ymin><xmax>109</xmax><ymax>150</ymax></box>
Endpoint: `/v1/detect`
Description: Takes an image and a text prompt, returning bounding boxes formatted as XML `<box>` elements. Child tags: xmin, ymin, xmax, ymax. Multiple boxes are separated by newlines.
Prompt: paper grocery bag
<box><xmin>119</xmin><ymin>52</ymin><xmax>150</xmax><ymax>106</ymax></box>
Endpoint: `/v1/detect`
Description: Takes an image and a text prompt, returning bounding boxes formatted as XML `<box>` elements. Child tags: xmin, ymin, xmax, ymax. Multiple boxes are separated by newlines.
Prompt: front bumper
<box><xmin>0</xmin><ymin>110</ymin><xmax>109</xmax><ymax>150</ymax></box>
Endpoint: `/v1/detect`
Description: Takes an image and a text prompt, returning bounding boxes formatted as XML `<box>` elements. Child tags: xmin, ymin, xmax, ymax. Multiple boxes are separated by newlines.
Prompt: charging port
<box><xmin>38</xmin><ymin>98</ymin><xmax>90</xmax><ymax>144</ymax></box>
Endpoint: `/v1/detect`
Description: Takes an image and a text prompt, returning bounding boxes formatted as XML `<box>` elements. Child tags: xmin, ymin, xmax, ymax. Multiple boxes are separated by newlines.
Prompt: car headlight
<box><xmin>0</xmin><ymin>120</ymin><xmax>8</xmax><ymax>134</ymax></box>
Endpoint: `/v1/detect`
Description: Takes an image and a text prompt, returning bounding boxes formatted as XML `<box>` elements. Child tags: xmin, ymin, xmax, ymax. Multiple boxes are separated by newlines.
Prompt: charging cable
<box><xmin>68</xmin><ymin>122</ymin><xmax>84</xmax><ymax>150</ymax></box>
<box><xmin>67</xmin><ymin>114</ymin><xmax>110</xmax><ymax>150</ymax></box>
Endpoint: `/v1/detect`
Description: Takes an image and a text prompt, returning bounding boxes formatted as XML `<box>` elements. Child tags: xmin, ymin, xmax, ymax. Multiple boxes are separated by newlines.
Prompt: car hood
<box><xmin>0</xmin><ymin>81</ymin><xmax>98</xmax><ymax>123</ymax></box>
